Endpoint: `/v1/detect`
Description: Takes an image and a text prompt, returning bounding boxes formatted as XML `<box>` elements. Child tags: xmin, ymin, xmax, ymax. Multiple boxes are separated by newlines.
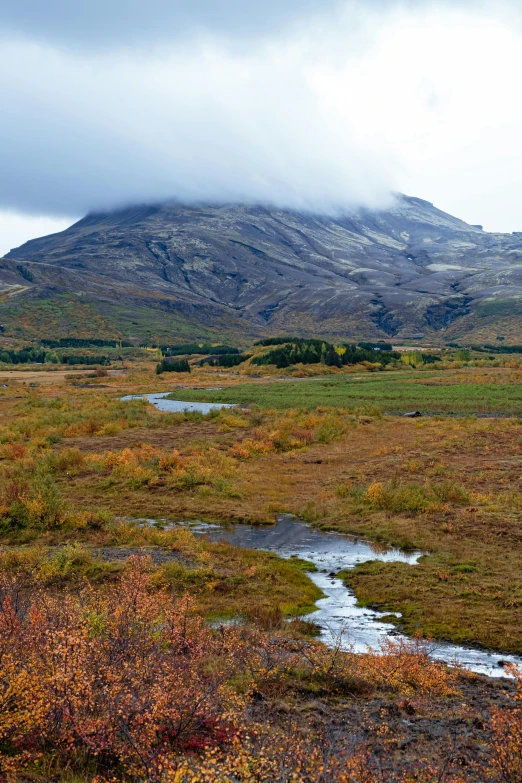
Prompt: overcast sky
<box><xmin>2</xmin><ymin>0</ymin><xmax>522</xmax><ymax>255</ymax></box>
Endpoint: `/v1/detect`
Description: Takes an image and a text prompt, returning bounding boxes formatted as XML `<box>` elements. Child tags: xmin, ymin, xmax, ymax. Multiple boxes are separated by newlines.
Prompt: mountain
<box><xmin>2</xmin><ymin>195</ymin><xmax>522</xmax><ymax>343</ymax></box>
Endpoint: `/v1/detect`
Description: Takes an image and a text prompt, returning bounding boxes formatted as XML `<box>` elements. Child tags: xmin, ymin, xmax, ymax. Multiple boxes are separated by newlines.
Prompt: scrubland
<box><xmin>2</xmin><ymin>356</ymin><xmax>522</xmax><ymax>780</ymax></box>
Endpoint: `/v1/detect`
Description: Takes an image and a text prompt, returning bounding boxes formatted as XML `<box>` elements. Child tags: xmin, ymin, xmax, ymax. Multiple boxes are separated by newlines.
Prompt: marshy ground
<box><xmin>2</xmin><ymin>356</ymin><xmax>522</xmax><ymax>780</ymax></box>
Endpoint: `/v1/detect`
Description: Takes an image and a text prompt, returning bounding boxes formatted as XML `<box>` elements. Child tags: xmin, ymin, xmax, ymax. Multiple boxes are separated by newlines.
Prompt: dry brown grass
<box><xmin>0</xmin><ymin>368</ymin><xmax>95</xmax><ymax>384</ymax></box>
<box><xmin>2</xmin><ymin>364</ymin><xmax>522</xmax><ymax>651</ymax></box>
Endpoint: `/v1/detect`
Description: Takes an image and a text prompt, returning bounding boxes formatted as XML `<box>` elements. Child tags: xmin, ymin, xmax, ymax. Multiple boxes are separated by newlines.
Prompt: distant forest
<box><xmin>252</xmin><ymin>339</ymin><xmax>400</xmax><ymax>369</ymax></box>
<box><xmin>41</xmin><ymin>338</ymin><xmax>131</xmax><ymax>349</ymax></box>
<box><xmin>160</xmin><ymin>344</ymin><xmax>239</xmax><ymax>356</ymax></box>
<box><xmin>0</xmin><ymin>346</ymin><xmax>110</xmax><ymax>365</ymax></box>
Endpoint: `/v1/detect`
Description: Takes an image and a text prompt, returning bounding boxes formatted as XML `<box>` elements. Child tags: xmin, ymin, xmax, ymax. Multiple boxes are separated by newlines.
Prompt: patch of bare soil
<box><xmin>257</xmin><ymin>674</ymin><xmax>514</xmax><ymax>779</ymax></box>
<box><xmin>44</xmin><ymin>544</ymin><xmax>189</xmax><ymax>565</ymax></box>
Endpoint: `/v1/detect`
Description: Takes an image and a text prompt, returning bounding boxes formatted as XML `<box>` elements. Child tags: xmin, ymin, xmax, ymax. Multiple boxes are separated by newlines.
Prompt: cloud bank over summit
<box><xmin>0</xmin><ymin>33</ymin><xmax>396</xmax><ymax>218</ymax></box>
<box><xmin>2</xmin><ymin>0</ymin><xmax>522</xmax><ymax>249</ymax></box>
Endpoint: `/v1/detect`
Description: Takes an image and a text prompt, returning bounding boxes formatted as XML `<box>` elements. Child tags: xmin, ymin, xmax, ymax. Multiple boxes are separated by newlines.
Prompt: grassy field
<box><xmin>167</xmin><ymin>368</ymin><xmax>522</xmax><ymax>415</ymax></box>
<box><xmin>0</xmin><ymin>361</ymin><xmax>522</xmax><ymax>650</ymax></box>
<box><xmin>2</xmin><ymin>358</ymin><xmax>522</xmax><ymax>779</ymax></box>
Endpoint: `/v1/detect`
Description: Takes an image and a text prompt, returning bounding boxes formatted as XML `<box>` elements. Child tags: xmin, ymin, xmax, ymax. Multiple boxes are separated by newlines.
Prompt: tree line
<box><xmin>0</xmin><ymin>346</ymin><xmax>110</xmax><ymax>366</ymax></box>
<box><xmin>252</xmin><ymin>339</ymin><xmax>400</xmax><ymax>369</ymax></box>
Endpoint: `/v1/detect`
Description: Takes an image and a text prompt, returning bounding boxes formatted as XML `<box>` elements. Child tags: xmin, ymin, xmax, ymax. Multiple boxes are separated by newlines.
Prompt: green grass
<box><xmin>167</xmin><ymin>372</ymin><xmax>522</xmax><ymax>415</ymax></box>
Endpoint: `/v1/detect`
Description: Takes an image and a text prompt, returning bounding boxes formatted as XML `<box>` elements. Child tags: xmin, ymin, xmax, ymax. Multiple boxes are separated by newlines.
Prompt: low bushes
<box><xmin>0</xmin><ymin>475</ymin><xmax>65</xmax><ymax>532</ymax></box>
<box><xmin>361</xmin><ymin>479</ymin><xmax>471</xmax><ymax>515</ymax></box>
<box><xmin>0</xmin><ymin>559</ymin><xmax>249</xmax><ymax>779</ymax></box>
<box><xmin>0</xmin><ymin>557</ymin><xmax>484</xmax><ymax>783</ymax></box>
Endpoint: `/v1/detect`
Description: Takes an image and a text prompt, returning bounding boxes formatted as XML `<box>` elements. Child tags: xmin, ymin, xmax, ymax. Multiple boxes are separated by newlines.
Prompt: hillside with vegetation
<box><xmin>4</xmin><ymin>196</ymin><xmax>522</xmax><ymax>345</ymax></box>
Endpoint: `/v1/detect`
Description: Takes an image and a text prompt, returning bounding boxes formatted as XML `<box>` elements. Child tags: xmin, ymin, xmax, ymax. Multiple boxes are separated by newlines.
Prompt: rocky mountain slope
<box><xmin>2</xmin><ymin>195</ymin><xmax>522</xmax><ymax>342</ymax></box>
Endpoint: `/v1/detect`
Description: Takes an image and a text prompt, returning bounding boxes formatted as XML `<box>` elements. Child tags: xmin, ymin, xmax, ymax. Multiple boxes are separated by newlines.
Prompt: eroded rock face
<box><xmin>3</xmin><ymin>195</ymin><xmax>522</xmax><ymax>339</ymax></box>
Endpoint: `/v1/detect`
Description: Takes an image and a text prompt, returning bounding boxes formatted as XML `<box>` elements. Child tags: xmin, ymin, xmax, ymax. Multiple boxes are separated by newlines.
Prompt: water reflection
<box><xmin>201</xmin><ymin>514</ymin><xmax>522</xmax><ymax>678</ymax></box>
<box><xmin>121</xmin><ymin>392</ymin><xmax>234</xmax><ymax>414</ymax></box>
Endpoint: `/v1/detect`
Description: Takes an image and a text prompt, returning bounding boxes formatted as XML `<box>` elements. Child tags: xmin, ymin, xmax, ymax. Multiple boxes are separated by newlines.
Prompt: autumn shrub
<box><xmin>158</xmin><ymin>449</ymin><xmax>184</xmax><ymax>472</ymax></box>
<box><xmin>0</xmin><ymin>475</ymin><xmax>66</xmax><ymax>531</ymax></box>
<box><xmin>315</xmin><ymin>419</ymin><xmax>342</xmax><ymax>444</ymax></box>
<box><xmin>42</xmin><ymin>541</ymin><xmax>94</xmax><ymax>573</ymax></box>
<box><xmin>218</xmin><ymin>413</ymin><xmax>251</xmax><ymax>430</ymax></box>
<box><xmin>167</xmin><ymin>448</ymin><xmax>237</xmax><ymax>491</ymax></box>
<box><xmin>273</xmin><ymin>424</ymin><xmax>315</xmax><ymax>449</ymax></box>
<box><xmin>231</xmin><ymin>436</ymin><xmax>274</xmax><ymax>459</ymax></box>
<box><xmin>362</xmin><ymin>480</ymin><xmax>471</xmax><ymax>515</ymax></box>
<box><xmin>0</xmin><ymin>555</ymin><xmax>518</xmax><ymax>783</ymax></box>
<box><xmin>97</xmin><ymin>420</ymin><xmax>124</xmax><ymax>436</ymax></box>
<box><xmin>488</xmin><ymin>666</ymin><xmax>522</xmax><ymax>782</ymax></box>
<box><xmin>212</xmin><ymin>476</ymin><xmax>242</xmax><ymax>497</ymax></box>
<box><xmin>364</xmin><ymin>481</ymin><xmax>430</xmax><ymax>514</ymax></box>
<box><xmin>2</xmin><ymin>442</ymin><xmax>27</xmax><ymax>461</ymax></box>
<box><xmin>50</xmin><ymin>447</ymin><xmax>86</xmax><ymax>474</ymax></box>
<box><xmin>0</xmin><ymin>559</ymin><xmax>250</xmax><ymax>780</ymax></box>
<box><xmin>431</xmin><ymin>480</ymin><xmax>471</xmax><ymax>505</ymax></box>
<box><xmin>355</xmin><ymin>636</ymin><xmax>458</xmax><ymax>697</ymax></box>
<box><xmin>100</xmin><ymin>447</ymin><xmax>161</xmax><ymax>488</ymax></box>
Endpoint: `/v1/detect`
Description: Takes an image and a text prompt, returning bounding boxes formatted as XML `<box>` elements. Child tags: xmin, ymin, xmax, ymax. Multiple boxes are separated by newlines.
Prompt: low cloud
<box><xmin>0</xmin><ymin>0</ymin><xmax>491</xmax><ymax>48</ymax></box>
<box><xmin>1</xmin><ymin>0</ymin><xmax>522</xmax><ymax>231</ymax></box>
<box><xmin>0</xmin><ymin>30</ymin><xmax>397</xmax><ymax>218</ymax></box>
<box><xmin>0</xmin><ymin>0</ymin><xmax>340</xmax><ymax>48</ymax></box>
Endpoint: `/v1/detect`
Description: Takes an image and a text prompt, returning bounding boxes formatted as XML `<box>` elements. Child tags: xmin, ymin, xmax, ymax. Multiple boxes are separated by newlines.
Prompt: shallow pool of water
<box><xmin>121</xmin><ymin>392</ymin><xmax>235</xmax><ymax>414</ymax></box>
<box><xmin>197</xmin><ymin>515</ymin><xmax>522</xmax><ymax>678</ymax></box>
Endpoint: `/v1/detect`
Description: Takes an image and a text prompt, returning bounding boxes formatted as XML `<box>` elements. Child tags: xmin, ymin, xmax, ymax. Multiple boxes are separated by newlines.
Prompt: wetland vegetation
<box><xmin>2</xmin><ymin>339</ymin><xmax>522</xmax><ymax>780</ymax></box>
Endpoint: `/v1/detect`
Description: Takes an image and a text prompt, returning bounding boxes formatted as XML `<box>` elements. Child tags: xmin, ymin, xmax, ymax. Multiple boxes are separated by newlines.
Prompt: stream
<box><xmin>190</xmin><ymin>514</ymin><xmax>522</xmax><ymax>678</ymax></box>
<box><xmin>123</xmin><ymin>393</ymin><xmax>522</xmax><ymax>677</ymax></box>
<box><xmin>120</xmin><ymin>391</ymin><xmax>234</xmax><ymax>414</ymax></box>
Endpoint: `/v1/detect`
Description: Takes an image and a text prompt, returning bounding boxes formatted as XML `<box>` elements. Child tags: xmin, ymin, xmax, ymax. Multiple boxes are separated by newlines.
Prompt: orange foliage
<box><xmin>489</xmin><ymin>666</ymin><xmax>522</xmax><ymax>782</ymax></box>
<box><xmin>4</xmin><ymin>443</ymin><xmax>26</xmax><ymax>461</ymax></box>
<box><xmin>0</xmin><ymin>559</ymin><xmax>249</xmax><ymax>779</ymax></box>
<box><xmin>0</xmin><ymin>558</ymin><xmax>520</xmax><ymax>782</ymax></box>
<box><xmin>358</xmin><ymin>636</ymin><xmax>458</xmax><ymax>697</ymax></box>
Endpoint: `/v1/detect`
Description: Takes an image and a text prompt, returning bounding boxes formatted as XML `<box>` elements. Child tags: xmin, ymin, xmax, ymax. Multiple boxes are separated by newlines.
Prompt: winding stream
<box><xmin>123</xmin><ymin>394</ymin><xmax>522</xmax><ymax>677</ymax></box>
<box><xmin>192</xmin><ymin>515</ymin><xmax>522</xmax><ymax>678</ymax></box>
<box><xmin>120</xmin><ymin>391</ymin><xmax>234</xmax><ymax>414</ymax></box>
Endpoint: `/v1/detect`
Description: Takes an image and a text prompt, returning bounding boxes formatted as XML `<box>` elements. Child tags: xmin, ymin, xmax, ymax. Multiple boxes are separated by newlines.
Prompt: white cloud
<box><xmin>0</xmin><ymin>33</ymin><xmax>397</xmax><ymax>218</ymax></box>
<box><xmin>2</xmin><ymin>0</ymin><xmax>522</xmax><ymax>244</ymax></box>
<box><xmin>312</xmin><ymin>4</ymin><xmax>522</xmax><ymax>230</ymax></box>
<box><xmin>0</xmin><ymin>0</ymin><xmax>341</xmax><ymax>48</ymax></box>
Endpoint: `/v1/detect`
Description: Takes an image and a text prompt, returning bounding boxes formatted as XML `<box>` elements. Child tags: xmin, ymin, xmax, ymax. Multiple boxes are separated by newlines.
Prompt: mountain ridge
<box><xmin>2</xmin><ymin>194</ymin><xmax>522</xmax><ymax>343</ymax></box>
